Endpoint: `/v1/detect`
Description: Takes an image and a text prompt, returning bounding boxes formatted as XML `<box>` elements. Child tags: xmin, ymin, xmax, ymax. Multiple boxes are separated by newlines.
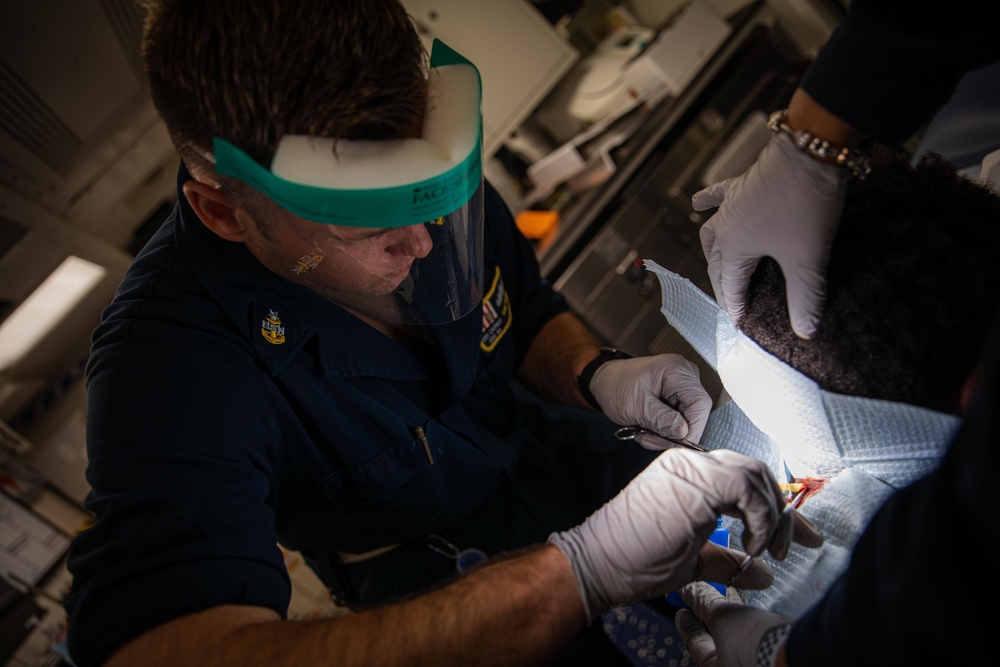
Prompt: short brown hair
<box><xmin>141</xmin><ymin>0</ymin><xmax>428</xmax><ymax>180</ymax></box>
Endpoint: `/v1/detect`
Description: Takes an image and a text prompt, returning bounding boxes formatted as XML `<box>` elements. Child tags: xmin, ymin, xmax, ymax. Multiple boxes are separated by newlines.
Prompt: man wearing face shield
<box><xmin>61</xmin><ymin>2</ymin><xmax>823</xmax><ymax>666</ymax></box>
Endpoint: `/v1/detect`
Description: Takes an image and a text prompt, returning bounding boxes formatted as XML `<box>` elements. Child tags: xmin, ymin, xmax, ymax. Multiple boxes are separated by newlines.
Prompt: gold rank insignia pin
<box><xmin>261</xmin><ymin>309</ymin><xmax>286</xmax><ymax>345</ymax></box>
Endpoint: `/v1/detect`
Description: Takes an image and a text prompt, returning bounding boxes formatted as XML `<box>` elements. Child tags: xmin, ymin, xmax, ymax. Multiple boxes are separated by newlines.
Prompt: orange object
<box><xmin>516</xmin><ymin>210</ymin><xmax>560</xmax><ymax>239</ymax></box>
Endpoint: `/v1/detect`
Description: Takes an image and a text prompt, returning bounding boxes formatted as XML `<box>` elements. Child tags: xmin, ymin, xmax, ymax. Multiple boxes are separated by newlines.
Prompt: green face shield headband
<box><xmin>212</xmin><ymin>39</ymin><xmax>483</xmax><ymax>228</ymax></box>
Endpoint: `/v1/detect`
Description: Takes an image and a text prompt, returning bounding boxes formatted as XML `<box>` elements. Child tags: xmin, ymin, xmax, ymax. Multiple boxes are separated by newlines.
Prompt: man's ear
<box><xmin>182</xmin><ymin>180</ymin><xmax>248</xmax><ymax>242</ymax></box>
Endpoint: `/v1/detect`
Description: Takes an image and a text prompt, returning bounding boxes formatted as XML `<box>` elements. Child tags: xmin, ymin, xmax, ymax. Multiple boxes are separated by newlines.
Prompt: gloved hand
<box><xmin>694</xmin><ymin>131</ymin><xmax>849</xmax><ymax>339</ymax></box>
<box><xmin>675</xmin><ymin>581</ymin><xmax>793</xmax><ymax>667</ymax></box>
<box><xmin>547</xmin><ymin>448</ymin><xmax>824</xmax><ymax>621</ymax></box>
<box><xmin>588</xmin><ymin>354</ymin><xmax>712</xmax><ymax>447</ymax></box>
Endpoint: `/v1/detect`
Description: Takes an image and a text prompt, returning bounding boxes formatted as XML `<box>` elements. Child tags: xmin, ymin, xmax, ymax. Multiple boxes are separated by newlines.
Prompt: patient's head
<box><xmin>739</xmin><ymin>146</ymin><xmax>1000</xmax><ymax>415</ymax></box>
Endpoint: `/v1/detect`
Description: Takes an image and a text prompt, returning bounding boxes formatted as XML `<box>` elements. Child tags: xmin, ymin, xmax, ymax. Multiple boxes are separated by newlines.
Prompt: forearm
<box><xmin>105</xmin><ymin>545</ymin><xmax>586</xmax><ymax>667</ymax></box>
<box><xmin>517</xmin><ymin>311</ymin><xmax>604</xmax><ymax>408</ymax></box>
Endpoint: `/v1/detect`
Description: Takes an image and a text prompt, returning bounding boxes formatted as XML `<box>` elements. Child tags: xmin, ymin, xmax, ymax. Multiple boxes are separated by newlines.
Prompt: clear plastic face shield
<box><xmin>212</xmin><ymin>40</ymin><xmax>485</xmax><ymax>325</ymax></box>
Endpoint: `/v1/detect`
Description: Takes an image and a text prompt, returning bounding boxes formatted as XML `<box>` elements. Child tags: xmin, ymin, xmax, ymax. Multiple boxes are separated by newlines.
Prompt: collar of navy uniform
<box><xmin>174</xmin><ymin>191</ymin><xmax>311</xmax><ymax>377</ymax></box>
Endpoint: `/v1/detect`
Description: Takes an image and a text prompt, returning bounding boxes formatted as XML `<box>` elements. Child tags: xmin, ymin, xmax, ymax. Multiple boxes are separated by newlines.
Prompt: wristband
<box><xmin>577</xmin><ymin>347</ymin><xmax>632</xmax><ymax>411</ymax></box>
<box><xmin>767</xmin><ymin>109</ymin><xmax>870</xmax><ymax>179</ymax></box>
<box><xmin>756</xmin><ymin>624</ymin><xmax>791</xmax><ymax>667</ymax></box>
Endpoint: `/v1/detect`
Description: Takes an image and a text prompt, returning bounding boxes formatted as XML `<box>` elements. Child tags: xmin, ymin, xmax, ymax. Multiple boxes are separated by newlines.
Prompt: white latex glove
<box><xmin>694</xmin><ymin>131</ymin><xmax>849</xmax><ymax>339</ymax></box>
<box><xmin>588</xmin><ymin>354</ymin><xmax>712</xmax><ymax>447</ymax></box>
<box><xmin>547</xmin><ymin>448</ymin><xmax>824</xmax><ymax>621</ymax></box>
<box><xmin>675</xmin><ymin>581</ymin><xmax>792</xmax><ymax>667</ymax></box>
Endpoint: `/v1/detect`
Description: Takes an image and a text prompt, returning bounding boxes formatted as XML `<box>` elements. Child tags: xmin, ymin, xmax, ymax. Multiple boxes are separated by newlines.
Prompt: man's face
<box><xmin>238</xmin><ymin>202</ymin><xmax>434</xmax><ymax>299</ymax></box>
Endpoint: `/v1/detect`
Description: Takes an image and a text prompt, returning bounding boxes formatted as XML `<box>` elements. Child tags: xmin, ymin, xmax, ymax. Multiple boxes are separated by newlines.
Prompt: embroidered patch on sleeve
<box><xmin>480</xmin><ymin>267</ymin><xmax>511</xmax><ymax>352</ymax></box>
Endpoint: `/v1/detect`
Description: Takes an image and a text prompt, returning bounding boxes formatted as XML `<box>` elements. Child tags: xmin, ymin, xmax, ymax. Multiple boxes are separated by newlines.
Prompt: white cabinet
<box><xmin>402</xmin><ymin>0</ymin><xmax>579</xmax><ymax>158</ymax></box>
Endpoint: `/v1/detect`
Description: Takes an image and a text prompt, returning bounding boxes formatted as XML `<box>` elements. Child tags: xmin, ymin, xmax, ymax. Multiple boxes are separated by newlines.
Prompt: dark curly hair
<box><xmin>738</xmin><ymin>146</ymin><xmax>1000</xmax><ymax>415</ymax></box>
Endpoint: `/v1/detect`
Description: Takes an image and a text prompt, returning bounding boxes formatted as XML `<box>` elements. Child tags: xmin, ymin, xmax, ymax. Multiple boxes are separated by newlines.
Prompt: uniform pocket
<box><xmin>315</xmin><ymin>423</ymin><xmax>448</xmax><ymax>534</ymax></box>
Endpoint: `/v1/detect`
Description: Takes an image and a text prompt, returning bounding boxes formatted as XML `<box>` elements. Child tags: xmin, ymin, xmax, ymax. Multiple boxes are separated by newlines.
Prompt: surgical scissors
<box><xmin>613</xmin><ymin>425</ymin><xmax>707</xmax><ymax>452</ymax></box>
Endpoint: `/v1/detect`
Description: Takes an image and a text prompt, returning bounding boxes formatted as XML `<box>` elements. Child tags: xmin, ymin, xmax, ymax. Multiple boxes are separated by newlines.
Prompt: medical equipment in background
<box><xmin>526</xmin><ymin>1</ymin><xmax>732</xmax><ymax>197</ymax></box>
<box><xmin>533</xmin><ymin>23</ymin><xmax>656</xmax><ymax>145</ymax></box>
<box><xmin>402</xmin><ymin>0</ymin><xmax>579</xmax><ymax>158</ymax></box>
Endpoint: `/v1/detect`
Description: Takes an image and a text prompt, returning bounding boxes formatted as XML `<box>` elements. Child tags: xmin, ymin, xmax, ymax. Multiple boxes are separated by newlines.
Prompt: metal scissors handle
<box><xmin>613</xmin><ymin>426</ymin><xmax>706</xmax><ymax>452</ymax></box>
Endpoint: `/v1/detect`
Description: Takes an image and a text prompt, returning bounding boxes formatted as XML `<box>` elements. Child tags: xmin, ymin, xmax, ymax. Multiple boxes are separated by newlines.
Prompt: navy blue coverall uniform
<box><xmin>64</xmin><ymin>165</ymin><xmax>657</xmax><ymax>666</ymax></box>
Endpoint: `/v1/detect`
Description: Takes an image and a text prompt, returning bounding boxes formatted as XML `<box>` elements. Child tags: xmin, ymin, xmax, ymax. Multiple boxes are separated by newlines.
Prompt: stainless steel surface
<box><xmin>543</xmin><ymin>3</ymin><xmax>803</xmax><ymax>404</ymax></box>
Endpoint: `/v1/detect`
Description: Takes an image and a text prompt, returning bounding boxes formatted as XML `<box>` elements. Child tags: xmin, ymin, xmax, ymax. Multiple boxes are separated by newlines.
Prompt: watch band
<box><xmin>577</xmin><ymin>347</ymin><xmax>632</xmax><ymax>411</ymax></box>
<box><xmin>756</xmin><ymin>624</ymin><xmax>791</xmax><ymax>667</ymax></box>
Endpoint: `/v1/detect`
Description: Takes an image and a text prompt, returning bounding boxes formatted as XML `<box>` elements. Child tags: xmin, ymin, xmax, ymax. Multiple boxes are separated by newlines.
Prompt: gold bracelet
<box><xmin>767</xmin><ymin>109</ymin><xmax>871</xmax><ymax>179</ymax></box>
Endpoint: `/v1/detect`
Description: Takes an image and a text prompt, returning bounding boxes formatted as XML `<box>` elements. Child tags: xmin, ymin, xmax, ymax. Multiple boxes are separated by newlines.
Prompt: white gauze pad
<box><xmin>644</xmin><ymin>260</ymin><xmax>960</xmax><ymax>616</ymax></box>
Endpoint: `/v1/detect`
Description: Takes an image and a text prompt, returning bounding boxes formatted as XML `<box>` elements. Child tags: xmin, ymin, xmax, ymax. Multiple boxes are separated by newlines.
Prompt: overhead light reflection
<box><xmin>0</xmin><ymin>256</ymin><xmax>107</xmax><ymax>371</ymax></box>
